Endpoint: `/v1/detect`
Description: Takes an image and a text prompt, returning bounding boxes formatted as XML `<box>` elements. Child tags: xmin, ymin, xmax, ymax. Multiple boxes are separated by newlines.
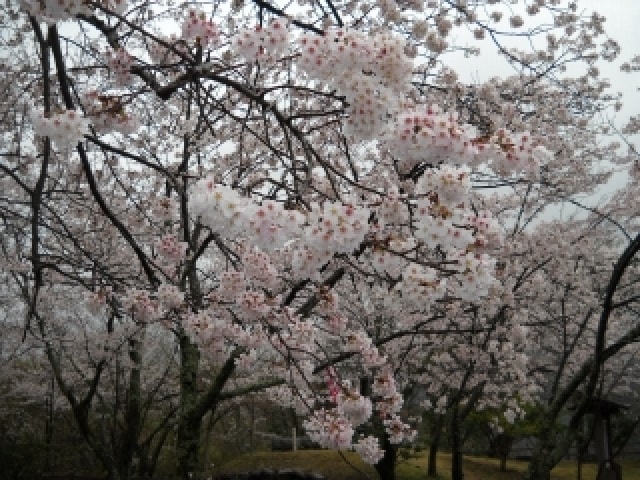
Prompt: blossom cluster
<box><xmin>247</xmin><ymin>200</ymin><xmax>307</xmax><ymax>251</ymax></box>
<box><xmin>183</xmin><ymin>302</ymin><xmax>272</xmax><ymax>356</ymax></box>
<box><xmin>86</xmin><ymin>287</ymin><xmax>112</xmax><ymax>315</ymax></box>
<box><xmin>191</xmin><ymin>177</ymin><xmax>373</xmax><ymax>280</ymax></box>
<box><xmin>81</xmin><ymin>91</ymin><xmax>139</xmax><ymax>135</ymax></box>
<box><xmin>291</xmin><ymin>213</ymin><xmax>367</xmax><ymax>280</ymax></box>
<box><xmin>150</xmin><ymin>196</ymin><xmax>177</xmax><ymax>222</ymax></box>
<box><xmin>376</xmin><ymin>188</ymin><xmax>409</xmax><ymax>228</ymax></box>
<box><xmin>298</xmin><ymin>28</ymin><xmax>412</xmax><ymax>88</ymax></box>
<box><xmin>148</xmin><ymin>34</ymin><xmax>189</xmax><ymax>66</ymax></box>
<box><xmin>324</xmin><ymin>367</ymin><xmax>340</xmax><ymax>403</ymax></box>
<box><xmin>267</xmin><ymin>384</ymin><xmax>316</xmax><ymax>414</ymax></box>
<box><xmin>474</xmin><ymin>128</ymin><xmax>552</xmax><ymax>174</ymax></box>
<box><xmin>182</xmin><ymin>9</ymin><xmax>221</xmax><ymax>47</ymax></box>
<box><xmin>105</xmin><ymin>49</ymin><xmax>134</xmax><ymax>86</ymax></box>
<box><xmin>416</xmin><ymin>165</ymin><xmax>471</xmax><ymax>207</ymax></box>
<box><xmin>392</xmin><ymin>264</ymin><xmax>447</xmax><ymax>310</ymax></box>
<box><xmin>370</xmin><ymin>237</ymin><xmax>414</xmax><ymax>278</ymax></box>
<box><xmin>383</xmin><ymin>105</ymin><xmax>478</xmax><ymax>172</ymax></box>
<box><xmin>335</xmin><ymin>382</ymin><xmax>373</xmax><ymax>426</ymax></box>
<box><xmin>157</xmin><ymin>283</ymin><xmax>184</xmax><ymax>310</ymax></box>
<box><xmin>353</xmin><ymin>436</ymin><xmax>385</xmax><ymax>464</ymax></box>
<box><xmin>413</xmin><ymin>205</ymin><xmax>474</xmax><ymax>251</ymax></box>
<box><xmin>302</xmin><ymin>201</ymin><xmax>370</xmax><ymax>253</ymax></box>
<box><xmin>297</xmin><ymin>28</ymin><xmax>413</xmax><ymax>140</ymax></box>
<box><xmin>290</xmin><ymin>246</ymin><xmax>333</xmax><ymax>282</ymax></box>
<box><xmin>211</xmin><ymin>271</ymin><xmax>246</xmax><ymax>303</ymax></box>
<box><xmin>232</xmin><ymin>20</ymin><xmax>289</xmax><ymax>64</ymax></box>
<box><xmin>22</xmin><ymin>0</ymin><xmax>91</xmax><ymax>22</ymax></box>
<box><xmin>344</xmin><ymin>330</ymin><xmax>386</xmax><ymax>369</ymax></box>
<box><xmin>451</xmin><ymin>251</ymin><xmax>497</xmax><ymax>301</ymax></box>
<box><xmin>22</xmin><ymin>0</ymin><xmax>126</xmax><ymax>22</ymax></box>
<box><xmin>372</xmin><ymin>368</ymin><xmax>403</xmax><ymax>415</ymax></box>
<box><xmin>241</xmin><ymin>246</ymin><xmax>279</xmax><ymax>288</ymax></box>
<box><xmin>191</xmin><ymin>177</ymin><xmax>305</xmax><ymax>251</ymax></box>
<box><xmin>467</xmin><ymin>210</ymin><xmax>503</xmax><ymax>251</ymax></box>
<box><xmin>383</xmin><ymin>104</ymin><xmax>552</xmax><ymax>176</ymax></box>
<box><xmin>384</xmin><ymin>415</ymin><xmax>417</xmax><ymax>444</ymax></box>
<box><xmin>153</xmin><ymin>234</ymin><xmax>188</xmax><ymax>264</ymax></box>
<box><xmin>183</xmin><ymin>309</ymin><xmax>232</xmax><ymax>362</ymax></box>
<box><xmin>237</xmin><ymin>290</ymin><xmax>271</xmax><ymax>321</ymax></box>
<box><xmin>31</xmin><ymin>109</ymin><xmax>89</xmax><ymax>147</ymax></box>
<box><xmin>122</xmin><ymin>288</ymin><xmax>159</xmax><ymax>323</ymax></box>
<box><xmin>303</xmin><ymin>409</ymin><xmax>354</xmax><ymax>450</ymax></box>
<box><xmin>272</xmin><ymin>318</ymin><xmax>316</xmax><ymax>359</ymax></box>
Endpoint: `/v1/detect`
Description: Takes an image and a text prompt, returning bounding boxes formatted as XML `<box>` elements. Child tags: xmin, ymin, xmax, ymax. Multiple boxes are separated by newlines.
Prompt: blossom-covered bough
<box><xmin>1</xmin><ymin>0</ymin><xmax>638</xmax><ymax>479</ymax></box>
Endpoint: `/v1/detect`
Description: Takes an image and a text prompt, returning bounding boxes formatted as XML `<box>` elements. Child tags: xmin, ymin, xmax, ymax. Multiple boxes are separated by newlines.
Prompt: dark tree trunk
<box><xmin>450</xmin><ymin>405</ymin><xmax>463</xmax><ymax>480</ymax></box>
<box><xmin>178</xmin><ymin>415</ymin><xmax>202</xmax><ymax>480</ymax></box>
<box><xmin>117</xmin><ymin>339</ymin><xmax>142</xmax><ymax>480</ymax></box>
<box><xmin>500</xmin><ymin>453</ymin><xmax>507</xmax><ymax>473</ymax></box>
<box><xmin>177</xmin><ymin>334</ymin><xmax>202</xmax><ymax>480</ymax></box>
<box><xmin>45</xmin><ymin>373</ymin><xmax>55</xmax><ymax>472</ymax></box>
<box><xmin>374</xmin><ymin>432</ymin><xmax>397</xmax><ymax>480</ymax></box>
<box><xmin>526</xmin><ymin>455</ymin><xmax>552</xmax><ymax>480</ymax></box>
<box><xmin>489</xmin><ymin>433</ymin><xmax>513</xmax><ymax>472</ymax></box>
<box><xmin>427</xmin><ymin>416</ymin><xmax>444</xmax><ymax>478</ymax></box>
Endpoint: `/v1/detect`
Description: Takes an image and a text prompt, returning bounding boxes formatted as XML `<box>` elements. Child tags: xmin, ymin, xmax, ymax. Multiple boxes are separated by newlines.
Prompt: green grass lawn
<box><xmin>214</xmin><ymin>449</ymin><xmax>640</xmax><ymax>480</ymax></box>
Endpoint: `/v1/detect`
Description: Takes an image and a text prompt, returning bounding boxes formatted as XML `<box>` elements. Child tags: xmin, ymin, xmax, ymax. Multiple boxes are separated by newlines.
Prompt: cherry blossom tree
<box><xmin>1</xmin><ymin>1</ymin><xmax>638</xmax><ymax>480</ymax></box>
<box><xmin>516</xmin><ymin>217</ymin><xmax>640</xmax><ymax>480</ymax></box>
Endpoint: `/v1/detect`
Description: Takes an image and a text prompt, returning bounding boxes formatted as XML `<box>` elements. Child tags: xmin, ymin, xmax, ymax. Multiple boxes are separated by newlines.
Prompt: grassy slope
<box><xmin>215</xmin><ymin>449</ymin><xmax>640</xmax><ymax>480</ymax></box>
